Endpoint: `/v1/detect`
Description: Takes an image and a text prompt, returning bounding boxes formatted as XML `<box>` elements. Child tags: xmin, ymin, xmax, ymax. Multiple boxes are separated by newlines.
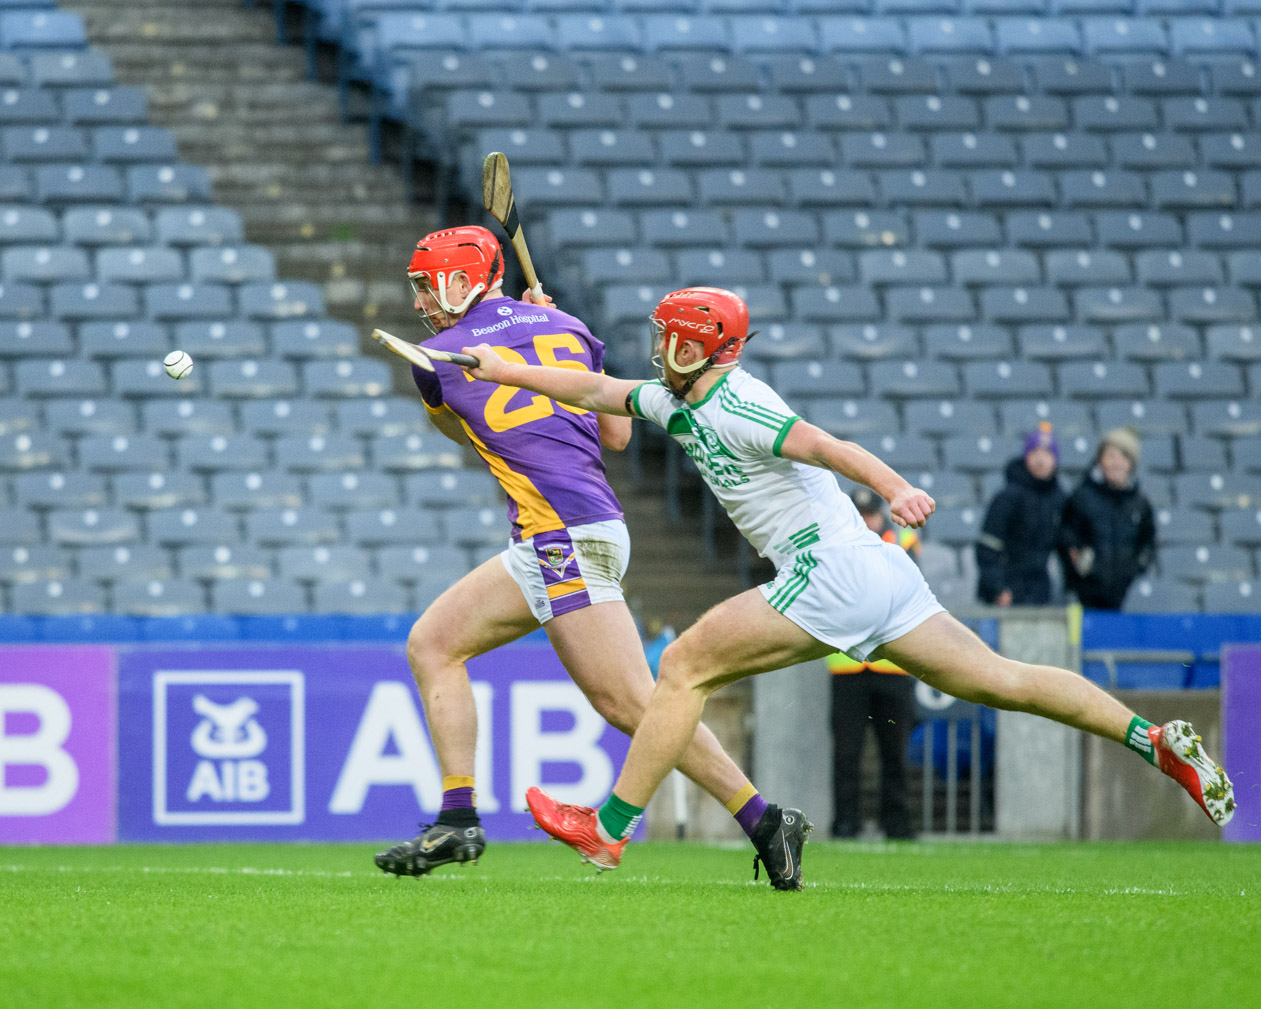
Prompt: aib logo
<box><xmin>187</xmin><ymin>695</ymin><xmax>269</xmax><ymax>803</ymax></box>
<box><xmin>153</xmin><ymin>671</ymin><xmax>304</xmax><ymax>826</ymax></box>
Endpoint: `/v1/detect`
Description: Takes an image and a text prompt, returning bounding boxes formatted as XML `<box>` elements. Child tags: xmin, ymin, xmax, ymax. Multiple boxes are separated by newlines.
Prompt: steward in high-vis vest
<box><xmin>828</xmin><ymin>488</ymin><xmax>919</xmax><ymax>839</ymax></box>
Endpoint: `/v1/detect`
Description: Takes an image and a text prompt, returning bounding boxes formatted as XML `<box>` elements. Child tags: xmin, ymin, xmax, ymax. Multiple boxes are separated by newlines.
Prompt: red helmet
<box><xmin>651</xmin><ymin>287</ymin><xmax>750</xmax><ymax>375</ymax></box>
<box><xmin>407</xmin><ymin>226</ymin><xmax>504</xmax><ymax>317</ymax></box>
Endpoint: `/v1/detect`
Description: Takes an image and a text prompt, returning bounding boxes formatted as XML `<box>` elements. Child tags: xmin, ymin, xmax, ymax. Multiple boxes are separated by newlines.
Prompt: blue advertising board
<box><xmin>116</xmin><ymin>639</ymin><xmax>632</xmax><ymax>842</ymax></box>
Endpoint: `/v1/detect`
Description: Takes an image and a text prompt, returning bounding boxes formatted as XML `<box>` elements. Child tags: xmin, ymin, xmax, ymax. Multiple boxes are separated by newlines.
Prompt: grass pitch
<box><xmin>2</xmin><ymin>841</ymin><xmax>1256</xmax><ymax>1009</ymax></box>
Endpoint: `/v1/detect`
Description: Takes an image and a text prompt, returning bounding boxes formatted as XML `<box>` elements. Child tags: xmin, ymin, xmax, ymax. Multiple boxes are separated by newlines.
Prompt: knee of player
<box><xmin>657</xmin><ymin>641</ymin><xmax>711</xmax><ymax>693</ymax></box>
<box><xmin>586</xmin><ymin>690</ymin><xmax>642</xmax><ymax>734</ymax></box>
<box><xmin>405</xmin><ymin>619</ymin><xmax>447</xmax><ymax>678</ymax></box>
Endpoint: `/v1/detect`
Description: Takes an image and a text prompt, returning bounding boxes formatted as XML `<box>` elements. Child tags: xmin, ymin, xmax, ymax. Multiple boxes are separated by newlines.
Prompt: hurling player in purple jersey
<box><xmin>375</xmin><ymin>227</ymin><xmax>784</xmax><ymax>880</ymax></box>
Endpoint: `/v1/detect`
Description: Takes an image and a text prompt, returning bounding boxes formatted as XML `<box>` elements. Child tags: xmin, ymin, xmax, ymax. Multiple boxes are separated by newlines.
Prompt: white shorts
<box><xmin>759</xmin><ymin>539</ymin><xmax>945</xmax><ymax>662</ymax></box>
<box><xmin>501</xmin><ymin>519</ymin><xmax>631</xmax><ymax>625</ymax></box>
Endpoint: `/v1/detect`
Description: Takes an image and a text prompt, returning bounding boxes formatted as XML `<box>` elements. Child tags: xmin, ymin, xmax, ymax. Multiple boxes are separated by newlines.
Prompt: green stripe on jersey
<box><xmin>788</xmin><ymin>523</ymin><xmax>821</xmax><ymax>548</ymax></box>
<box><xmin>717</xmin><ymin>400</ymin><xmax>783</xmax><ymax>432</ymax></box>
<box><xmin>772</xmin><ymin>417</ymin><xmax>800</xmax><ymax>457</ymax></box>
<box><xmin>717</xmin><ymin>387</ymin><xmax>790</xmax><ymax>430</ymax></box>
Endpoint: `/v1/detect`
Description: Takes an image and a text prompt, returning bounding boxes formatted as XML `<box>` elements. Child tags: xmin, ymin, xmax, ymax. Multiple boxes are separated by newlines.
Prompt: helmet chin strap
<box><xmin>662</xmin><ymin>333</ymin><xmax>739</xmax><ymax>400</ymax></box>
<box><xmin>434</xmin><ymin>270</ymin><xmax>486</xmax><ymax>316</ymax></box>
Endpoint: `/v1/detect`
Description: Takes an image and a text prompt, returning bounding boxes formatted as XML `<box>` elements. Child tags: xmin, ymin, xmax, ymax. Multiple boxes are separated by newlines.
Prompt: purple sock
<box><xmin>734</xmin><ymin>793</ymin><xmax>769</xmax><ymax>840</ymax></box>
<box><xmin>441</xmin><ymin>787</ymin><xmax>474</xmax><ymax>812</ymax></box>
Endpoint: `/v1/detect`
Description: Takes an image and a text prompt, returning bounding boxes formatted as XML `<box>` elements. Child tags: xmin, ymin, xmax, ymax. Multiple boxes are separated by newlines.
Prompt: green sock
<box><xmin>597</xmin><ymin>793</ymin><xmax>645</xmax><ymax>842</ymax></box>
<box><xmin>1124</xmin><ymin>716</ymin><xmax>1158</xmax><ymax>766</ymax></box>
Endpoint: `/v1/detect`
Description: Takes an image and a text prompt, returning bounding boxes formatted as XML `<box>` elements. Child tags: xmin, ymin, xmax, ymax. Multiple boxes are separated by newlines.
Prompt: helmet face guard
<box><xmin>407</xmin><ymin>271</ymin><xmax>485</xmax><ymax>335</ymax></box>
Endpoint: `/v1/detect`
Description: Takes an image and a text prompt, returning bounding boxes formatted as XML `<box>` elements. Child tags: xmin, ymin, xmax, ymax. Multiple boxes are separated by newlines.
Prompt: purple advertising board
<box><xmin>1223</xmin><ymin>642</ymin><xmax>1261</xmax><ymax>844</ymax></box>
<box><xmin>0</xmin><ymin>646</ymin><xmax>116</xmax><ymax>844</ymax></box>
<box><xmin>117</xmin><ymin>639</ymin><xmax>632</xmax><ymax>842</ymax></box>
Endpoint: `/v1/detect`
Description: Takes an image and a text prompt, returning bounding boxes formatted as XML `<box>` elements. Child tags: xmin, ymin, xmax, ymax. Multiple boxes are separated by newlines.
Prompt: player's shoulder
<box><xmin>716</xmin><ymin>368</ymin><xmax>795</xmax><ymax>416</ymax></box>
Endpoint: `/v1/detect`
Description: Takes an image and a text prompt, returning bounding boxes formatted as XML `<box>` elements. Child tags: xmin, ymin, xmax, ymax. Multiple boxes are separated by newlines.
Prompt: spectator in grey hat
<box><xmin>1059</xmin><ymin>427</ymin><xmax>1156</xmax><ymax>611</ymax></box>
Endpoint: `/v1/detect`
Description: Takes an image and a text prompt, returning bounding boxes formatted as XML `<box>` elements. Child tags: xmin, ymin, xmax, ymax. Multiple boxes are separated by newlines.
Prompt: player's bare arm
<box><xmin>424</xmin><ymin>403</ymin><xmax>469</xmax><ymax>446</ymax></box>
<box><xmin>779</xmin><ymin>420</ymin><xmax>935</xmax><ymax>529</ymax></box>
<box><xmin>461</xmin><ymin>342</ymin><xmax>644</xmax><ymax>418</ymax></box>
<box><xmin>598</xmin><ymin>412</ymin><xmax>631</xmax><ymax>451</ymax></box>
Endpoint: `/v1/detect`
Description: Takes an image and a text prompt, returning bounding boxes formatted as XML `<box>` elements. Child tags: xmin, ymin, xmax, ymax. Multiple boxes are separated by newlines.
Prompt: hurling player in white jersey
<box><xmin>461</xmin><ymin>287</ymin><xmax>1235</xmax><ymax>880</ymax></box>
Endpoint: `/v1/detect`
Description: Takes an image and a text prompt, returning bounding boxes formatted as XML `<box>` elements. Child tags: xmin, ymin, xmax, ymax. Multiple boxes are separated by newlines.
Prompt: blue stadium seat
<box><xmin>274</xmin><ymin>432</ymin><xmax>367</xmax><ymax>471</ymax></box>
<box><xmin>993</xmin><ymin>18</ymin><xmax>1082</xmax><ymax>54</ymax></box>
<box><xmin>142</xmin><ymin>399</ymin><xmax>234</xmax><ymax>438</ymax></box>
<box><xmin>126</xmin><ymin>164</ymin><xmax>212</xmax><ymax>204</ymax></box>
<box><xmin>95</xmin><ymin>246</ymin><xmax>183</xmax><ymax>284</ymax></box>
<box><xmin>111</xmin><ymin>470</ymin><xmax>204</xmax><ymax>510</ymax></box>
<box><xmin>1115</xmin><ymin>322</ymin><xmax>1202</xmax><ymax>361</ymax></box>
<box><xmin>832</xmin><ymin>325</ymin><xmax>923</xmax><ymax>360</ymax></box>
<box><xmin>1018</xmin><ymin>323</ymin><xmax>1109</xmax><ymax>359</ymax></box>
<box><xmin>177</xmin><ymin>434</ymin><xmax>269</xmax><ymax>473</ymax></box>
<box><xmin>537</xmin><ymin>92</ymin><xmax>621</xmax><ymax>130</ymax></box>
<box><xmin>62</xmin><ymin>206</ymin><xmax>151</xmax><ymax>245</ymax></box>
<box><xmin>642</xmin><ymin>15</ymin><xmax>729</xmax><ymax>50</ymax></box>
<box><xmin>13</xmin><ymin>469</ymin><xmax>106</xmax><ymax>509</ymax></box>
<box><xmin>63</xmin><ymin>86</ymin><xmax>147</xmax><ymax>124</ymax></box>
<box><xmin>0</xmin><ymin>11</ymin><xmax>87</xmax><ymax>49</ymax></box>
<box><xmin>29</xmin><ymin>51</ymin><xmax>112</xmax><ymax>88</ymax></box>
<box><xmin>43</xmin><ymin>396</ymin><xmax>133</xmax><ymax>437</ymax></box>
<box><xmin>1110</xmin><ymin>131</ymin><xmax>1196</xmax><ymax>170</ymax></box>
<box><xmin>1094</xmin><ymin>210</ymin><xmax>1183</xmax><ymax>247</ymax></box>
<box><xmin>817</xmin><ymin>17</ymin><xmax>908</xmax><ymax>53</ymax></box>
<box><xmin>143</xmin><ymin>282</ymin><xmax>232</xmax><ymax>321</ymax></box>
<box><xmin>1045</xmin><ymin>249</ymin><xmax>1131</xmax><ymax>286</ymax></box>
<box><xmin>92</xmin><ymin>126</ymin><xmax>177</xmax><ymax>163</ymax></box>
<box><xmin>2</xmin><ymin>124</ymin><xmax>87</xmax><ymax>161</ymax></box>
<box><xmin>675</xmin><ymin>247</ymin><xmax>765</xmax><ymax>285</ymax></box>
<box><xmin>1206</xmin><ymin>323</ymin><xmax>1261</xmax><ymax>360</ymax></box>
<box><xmin>697</xmin><ymin>167</ymin><xmax>783</xmax><ymax>206</ymax></box>
<box><xmin>923</xmin><ymin>322</ymin><xmax>1013</xmax><ymax>359</ymax></box>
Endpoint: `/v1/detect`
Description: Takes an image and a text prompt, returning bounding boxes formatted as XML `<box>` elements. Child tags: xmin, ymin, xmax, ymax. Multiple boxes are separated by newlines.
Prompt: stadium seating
<box><xmin>0</xmin><ymin>7</ymin><xmax>518</xmax><ymax>623</ymax></box>
<box><xmin>1</xmin><ymin>2</ymin><xmax>1258</xmax><ymax>624</ymax></box>
<box><xmin>290</xmin><ymin>0</ymin><xmax>1261</xmax><ymax>610</ymax></box>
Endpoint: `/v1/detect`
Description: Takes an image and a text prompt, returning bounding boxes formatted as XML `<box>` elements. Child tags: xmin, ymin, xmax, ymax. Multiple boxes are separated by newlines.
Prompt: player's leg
<box><xmin>529</xmin><ymin>587</ymin><xmax>827</xmax><ymax>886</ymax></box>
<box><xmin>872</xmin><ymin>612</ymin><xmax>1132</xmax><ymax>740</ymax></box>
<box><xmin>871</xmin><ymin>612</ymin><xmax>1235</xmax><ymax>825</ymax></box>
<box><xmin>544</xmin><ymin>600</ymin><xmax>753</xmax><ymax>806</ymax></box>
<box><xmin>406</xmin><ymin>555</ymin><xmax>537</xmax><ymax>778</ymax></box>
<box><xmin>375</xmin><ymin>556</ymin><xmax>538</xmax><ymax>876</ymax></box>
<box><xmin>529</xmin><ymin>519</ymin><xmax>790</xmax><ymax>861</ymax></box>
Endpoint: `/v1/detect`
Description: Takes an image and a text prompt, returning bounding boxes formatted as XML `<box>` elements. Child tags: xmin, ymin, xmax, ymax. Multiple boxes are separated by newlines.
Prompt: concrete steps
<box><xmin>63</xmin><ymin>0</ymin><xmax>741</xmax><ymax>627</ymax></box>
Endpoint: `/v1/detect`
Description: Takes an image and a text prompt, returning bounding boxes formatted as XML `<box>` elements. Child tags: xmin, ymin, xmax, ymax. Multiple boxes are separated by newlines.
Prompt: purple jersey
<box><xmin>411</xmin><ymin>297</ymin><xmax>623</xmax><ymax>541</ymax></box>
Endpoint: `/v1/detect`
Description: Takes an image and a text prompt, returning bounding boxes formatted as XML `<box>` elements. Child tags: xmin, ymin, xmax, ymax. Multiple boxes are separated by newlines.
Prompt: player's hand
<box><xmin>461</xmin><ymin>343</ymin><xmax>506</xmax><ymax>382</ymax></box>
<box><xmin>520</xmin><ymin>288</ymin><xmax>554</xmax><ymax>307</ymax></box>
<box><xmin>889</xmin><ymin>487</ymin><xmax>935</xmax><ymax>529</ymax></box>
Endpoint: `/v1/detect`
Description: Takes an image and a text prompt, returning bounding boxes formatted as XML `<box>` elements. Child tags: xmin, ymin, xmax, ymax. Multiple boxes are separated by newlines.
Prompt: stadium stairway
<box><xmin>59</xmin><ymin>0</ymin><xmax>439</xmax><ymax>342</ymax></box>
<box><xmin>56</xmin><ymin>0</ymin><xmax>744</xmax><ymax>626</ymax></box>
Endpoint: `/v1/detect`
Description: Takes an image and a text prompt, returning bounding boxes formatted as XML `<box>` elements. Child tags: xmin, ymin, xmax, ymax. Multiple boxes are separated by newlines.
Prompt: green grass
<box><xmin>1</xmin><ymin>841</ymin><xmax>1256</xmax><ymax>1009</ymax></box>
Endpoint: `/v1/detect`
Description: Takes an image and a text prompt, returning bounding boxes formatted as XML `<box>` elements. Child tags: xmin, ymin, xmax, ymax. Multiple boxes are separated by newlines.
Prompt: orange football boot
<box><xmin>1150</xmin><ymin>720</ymin><xmax>1235</xmax><ymax>826</ymax></box>
<box><xmin>526</xmin><ymin>786</ymin><xmax>628</xmax><ymax>872</ymax></box>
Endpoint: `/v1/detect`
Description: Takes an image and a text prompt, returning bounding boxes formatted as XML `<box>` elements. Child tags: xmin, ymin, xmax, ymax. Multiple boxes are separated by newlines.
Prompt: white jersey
<box><xmin>630</xmin><ymin>368</ymin><xmax>870</xmax><ymax>568</ymax></box>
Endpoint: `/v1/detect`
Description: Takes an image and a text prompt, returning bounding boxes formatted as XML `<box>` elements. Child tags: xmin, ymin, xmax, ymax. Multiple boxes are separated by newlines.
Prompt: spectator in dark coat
<box><xmin>976</xmin><ymin>423</ymin><xmax>1067</xmax><ymax>606</ymax></box>
<box><xmin>1059</xmin><ymin>427</ymin><xmax>1156</xmax><ymax>611</ymax></box>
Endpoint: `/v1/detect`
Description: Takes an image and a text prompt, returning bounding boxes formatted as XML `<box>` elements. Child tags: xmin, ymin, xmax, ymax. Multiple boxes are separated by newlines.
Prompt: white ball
<box><xmin>164</xmin><ymin>350</ymin><xmax>194</xmax><ymax>380</ymax></box>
